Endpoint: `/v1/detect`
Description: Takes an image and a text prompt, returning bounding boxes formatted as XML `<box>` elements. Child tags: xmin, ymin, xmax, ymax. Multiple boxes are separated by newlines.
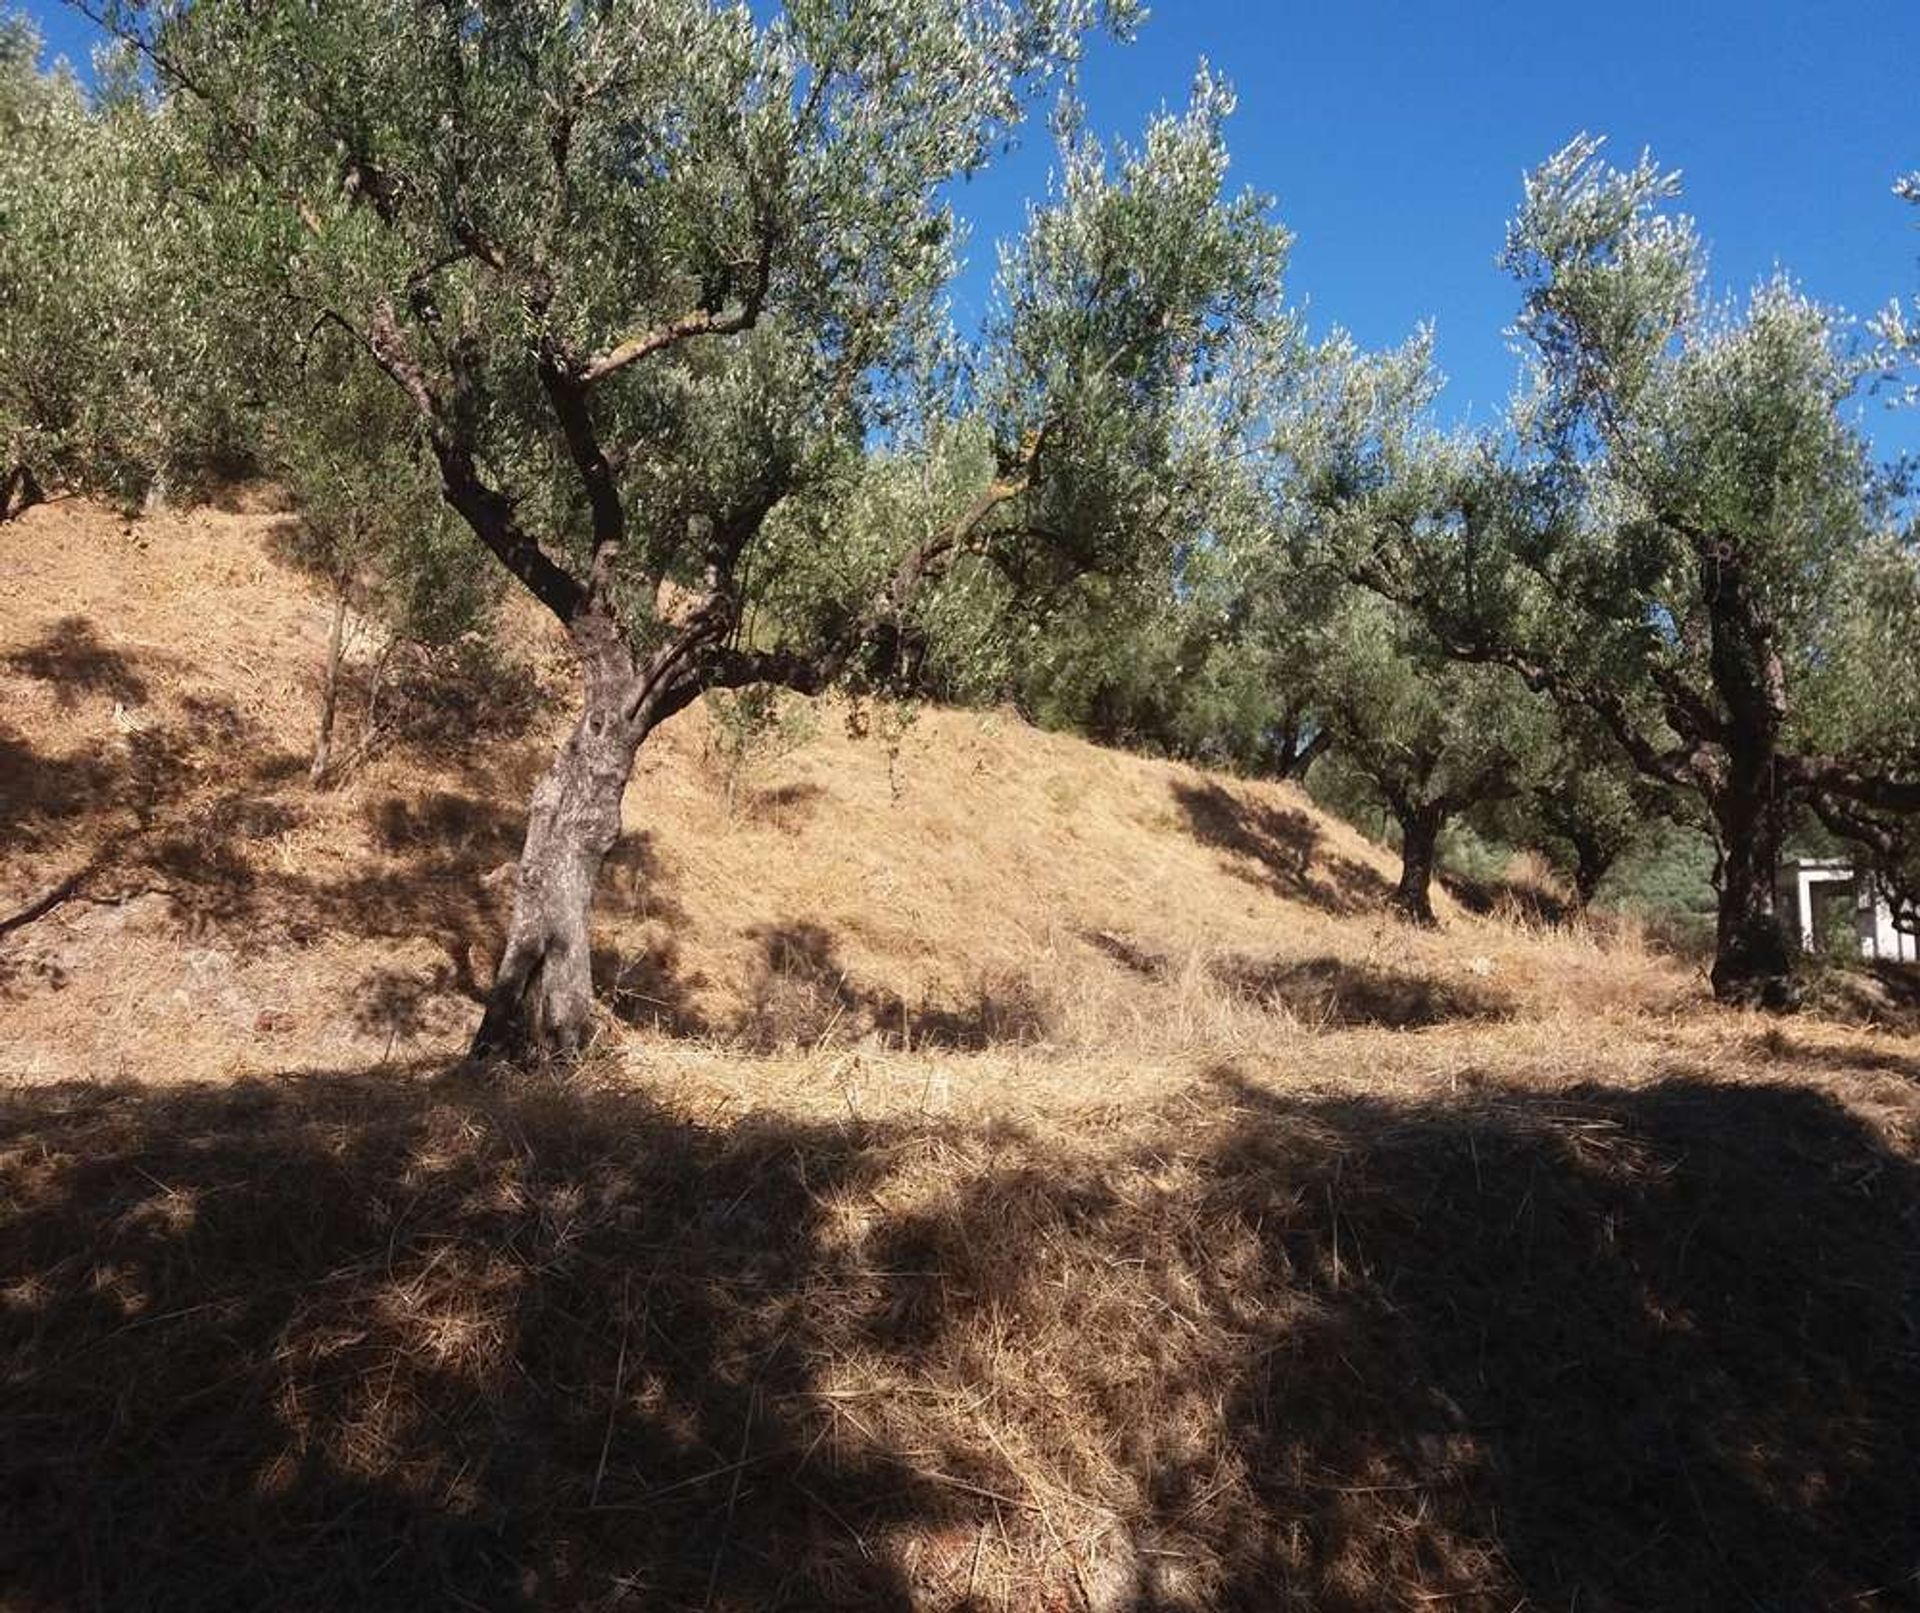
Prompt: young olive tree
<box><xmin>265</xmin><ymin>342</ymin><xmax>498</xmax><ymax>783</ymax></box>
<box><xmin>1323</xmin><ymin>140</ymin><xmax>1920</xmax><ymax>1004</ymax></box>
<box><xmin>1307</xmin><ymin>592</ymin><xmax>1551</xmax><ymax>924</ymax></box>
<box><xmin>85</xmin><ymin>0</ymin><xmax>1293</xmax><ymax>1059</ymax></box>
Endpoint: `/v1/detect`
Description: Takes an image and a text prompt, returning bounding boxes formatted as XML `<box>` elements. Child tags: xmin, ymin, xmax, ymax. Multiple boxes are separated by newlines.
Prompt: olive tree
<box><xmin>1798</xmin><ymin>524</ymin><xmax>1920</xmax><ymax>932</ymax></box>
<box><xmin>1839</xmin><ymin>174</ymin><xmax>1920</xmax><ymax>928</ymax></box>
<box><xmin>81</xmin><ymin>0</ymin><xmax>1295</xmax><ymax>1059</ymax></box>
<box><xmin>1306</xmin><ymin>592</ymin><xmax>1551</xmax><ymax>924</ymax></box>
<box><xmin>1323</xmin><ymin>139</ymin><xmax>1920</xmax><ymax>1004</ymax></box>
<box><xmin>0</xmin><ymin>16</ymin><xmax>149</xmax><ymax>507</ymax></box>
<box><xmin>0</xmin><ymin>14</ymin><xmax>257</xmax><ymax>509</ymax></box>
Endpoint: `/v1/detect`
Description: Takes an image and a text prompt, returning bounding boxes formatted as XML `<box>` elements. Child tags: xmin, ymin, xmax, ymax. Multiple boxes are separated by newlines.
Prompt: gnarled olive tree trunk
<box><xmin>1707</xmin><ymin>764</ymin><xmax>1793</xmax><ymax>1009</ymax></box>
<box><xmin>1701</xmin><ymin>558</ymin><xmax>1796</xmax><ymax>1009</ymax></box>
<box><xmin>471</xmin><ymin>706</ymin><xmax>644</xmax><ymax>1060</ymax></box>
<box><xmin>1</xmin><ymin>462</ymin><xmax>42</xmax><ymax>522</ymax></box>
<box><xmin>470</xmin><ymin>622</ymin><xmax>656</xmax><ymax>1063</ymax></box>
<box><xmin>1389</xmin><ymin>799</ymin><xmax>1444</xmax><ymax>927</ymax></box>
<box><xmin>1568</xmin><ymin>830</ymin><xmax>1614</xmax><ymax>914</ymax></box>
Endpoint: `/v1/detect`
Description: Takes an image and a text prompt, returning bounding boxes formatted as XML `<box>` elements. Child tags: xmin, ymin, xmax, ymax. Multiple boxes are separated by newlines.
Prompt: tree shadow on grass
<box><xmin>857</xmin><ymin>1069</ymin><xmax>1920</xmax><ymax>1610</ymax></box>
<box><xmin>0</xmin><ymin>730</ymin><xmax>122</xmax><ymax>849</ymax></box>
<box><xmin>1742</xmin><ymin>1024</ymin><xmax>1920</xmax><ymax>1085</ymax></box>
<box><xmin>0</xmin><ymin>702</ymin><xmax>504</xmax><ymax>1018</ymax></box>
<box><xmin>0</xmin><ymin>696</ymin><xmax>711</xmax><ymax>1049</ymax></box>
<box><xmin>1082</xmin><ymin>931</ymin><xmax>1511</xmax><ymax>1029</ymax></box>
<box><xmin>1182</xmin><ymin>1070</ymin><xmax>1920</xmax><ymax>1608</ymax></box>
<box><xmin>1171</xmin><ymin>780</ymin><xmax>1394</xmax><ymax>918</ymax></box>
<box><xmin>4</xmin><ymin>614</ymin><xmax>152</xmax><ymax>708</ymax></box>
<box><xmin>738</xmin><ymin>919</ymin><xmax>1052</xmax><ymax>1052</ymax></box>
<box><xmin>0</xmin><ymin>1066</ymin><xmax>1912</xmax><ymax>1611</ymax></box>
<box><xmin>0</xmin><ymin>622</ymin><xmax>642</xmax><ymax>1045</ymax></box>
<box><xmin>1441</xmin><ymin>868</ymin><xmax>1577</xmax><ymax>928</ymax></box>
<box><xmin>1210</xmin><ymin>952</ymin><xmax>1511</xmax><ymax>1028</ymax></box>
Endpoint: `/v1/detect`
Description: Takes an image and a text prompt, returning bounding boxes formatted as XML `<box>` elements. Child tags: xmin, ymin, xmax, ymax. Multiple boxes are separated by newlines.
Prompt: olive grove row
<box><xmin>2</xmin><ymin>2</ymin><xmax>1916</xmax><ymax>1052</ymax></box>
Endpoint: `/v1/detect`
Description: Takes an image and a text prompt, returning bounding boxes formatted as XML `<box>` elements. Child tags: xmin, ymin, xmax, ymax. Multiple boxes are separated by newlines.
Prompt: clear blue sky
<box><xmin>21</xmin><ymin>0</ymin><xmax>1920</xmax><ymax>453</ymax></box>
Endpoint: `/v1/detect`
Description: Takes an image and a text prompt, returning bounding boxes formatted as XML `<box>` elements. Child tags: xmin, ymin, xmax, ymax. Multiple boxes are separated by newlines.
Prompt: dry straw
<box><xmin>2</xmin><ymin>499</ymin><xmax>1917</xmax><ymax>1609</ymax></box>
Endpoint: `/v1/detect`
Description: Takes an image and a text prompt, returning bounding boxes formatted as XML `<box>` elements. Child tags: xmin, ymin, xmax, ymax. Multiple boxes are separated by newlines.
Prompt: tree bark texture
<box><xmin>1707</xmin><ymin>765</ymin><xmax>1794</xmax><ymax>1008</ymax></box>
<box><xmin>1391</xmin><ymin>802</ymin><xmax>1444</xmax><ymax>927</ymax></box>
<box><xmin>471</xmin><ymin>677</ymin><xmax>647</xmax><ymax>1061</ymax></box>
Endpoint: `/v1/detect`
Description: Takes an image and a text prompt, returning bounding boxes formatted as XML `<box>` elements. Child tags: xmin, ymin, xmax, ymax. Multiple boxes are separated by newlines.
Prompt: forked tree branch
<box><xmin>581</xmin><ymin>214</ymin><xmax>778</xmax><ymax>385</ymax></box>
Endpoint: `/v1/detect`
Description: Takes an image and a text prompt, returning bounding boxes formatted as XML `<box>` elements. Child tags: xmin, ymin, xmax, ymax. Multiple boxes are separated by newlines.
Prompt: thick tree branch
<box><xmin>1786</xmin><ymin>756</ymin><xmax>1920</xmax><ymax>815</ymax></box>
<box><xmin>1647</xmin><ymin>662</ymin><xmax>1726</xmax><ymax>748</ymax></box>
<box><xmin>1342</xmin><ymin>538</ymin><xmax>1710</xmax><ymax>795</ymax></box>
<box><xmin>580</xmin><ymin>209</ymin><xmax>777</xmax><ymax>385</ymax></box>
<box><xmin>536</xmin><ymin>342</ymin><xmax>625</xmax><ymax>595</ymax></box>
<box><xmin>355</xmin><ymin>302</ymin><xmax>589</xmax><ymax>624</ymax></box>
<box><xmin>581</xmin><ymin>300</ymin><xmax>762</xmax><ymax>386</ymax></box>
<box><xmin>676</xmin><ymin>465</ymin><xmax>1035</xmax><ymax>707</ymax></box>
<box><xmin>1443</xmin><ymin>629</ymin><xmax>1707</xmax><ymax>793</ymax></box>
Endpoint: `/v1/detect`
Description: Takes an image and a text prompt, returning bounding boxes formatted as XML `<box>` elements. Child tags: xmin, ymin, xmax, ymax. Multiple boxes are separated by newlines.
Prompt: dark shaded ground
<box><xmin>1804</xmin><ymin>960</ymin><xmax>1920</xmax><ymax>1038</ymax></box>
<box><xmin>1086</xmin><ymin>930</ymin><xmax>1510</xmax><ymax>1029</ymax></box>
<box><xmin>4</xmin><ymin>614</ymin><xmax>153</xmax><ymax>709</ymax></box>
<box><xmin>1441</xmin><ymin>868</ymin><xmax>1576</xmax><ymax>928</ymax></box>
<box><xmin>1209</xmin><ymin>952</ymin><xmax>1509</xmax><ymax>1028</ymax></box>
<box><xmin>1171</xmin><ymin>782</ymin><xmax>1396</xmax><ymax>918</ymax></box>
<box><xmin>1</xmin><ymin>1065</ymin><xmax>1914</xmax><ymax>1611</ymax></box>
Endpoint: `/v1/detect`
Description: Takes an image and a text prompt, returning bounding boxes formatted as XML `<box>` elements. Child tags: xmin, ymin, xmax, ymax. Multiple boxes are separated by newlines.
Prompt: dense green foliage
<box><xmin>0</xmin><ymin>17</ymin><xmax>246</xmax><ymax>504</ymax></box>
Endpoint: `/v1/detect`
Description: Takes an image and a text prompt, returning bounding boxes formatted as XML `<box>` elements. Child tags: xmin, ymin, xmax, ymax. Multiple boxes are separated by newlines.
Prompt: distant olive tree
<box><xmin>76</xmin><ymin>0</ymin><xmax>1298</xmax><ymax>1059</ymax></box>
<box><xmin>1315</xmin><ymin>139</ymin><xmax>1920</xmax><ymax>1005</ymax></box>
<box><xmin>1472</xmin><ymin>709</ymin><xmax>1677</xmax><ymax>911</ymax></box>
<box><xmin>1305</xmin><ymin>593</ymin><xmax>1551</xmax><ymax>924</ymax></box>
<box><xmin>0</xmin><ymin>14</ymin><xmax>256</xmax><ymax>509</ymax></box>
<box><xmin>933</xmin><ymin>542</ymin><xmax>1329</xmax><ymax>773</ymax></box>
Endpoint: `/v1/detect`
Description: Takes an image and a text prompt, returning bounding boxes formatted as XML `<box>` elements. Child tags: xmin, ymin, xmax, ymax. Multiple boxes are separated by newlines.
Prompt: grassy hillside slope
<box><xmin>1</xmin><ymin>498</ymin><xmax>1916</xmax><ymax>1611</ymax></box>
<box><xmin>0</xmin><ymin>495</ymin><xmax>1695</xmax><ymax>1086</ymax></box>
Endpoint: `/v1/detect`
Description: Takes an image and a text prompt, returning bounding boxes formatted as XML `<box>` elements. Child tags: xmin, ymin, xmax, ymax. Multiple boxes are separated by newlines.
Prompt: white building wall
<box><xmin>1779</xmin><ymin>860</ymin><xmax>1918</xmax><ymax>964</ymax></box>
<box><xmin>1863</xmin><ymin>895</ymin><xmax>1919</xmax><ymax>964</ymax></box>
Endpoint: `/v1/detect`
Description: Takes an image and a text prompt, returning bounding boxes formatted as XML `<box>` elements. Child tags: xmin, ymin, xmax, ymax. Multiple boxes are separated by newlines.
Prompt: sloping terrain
<box><xmin>1</xmin><ymin>497</ymin><xmax>1917</xmax><ymax>1611</ymax></box>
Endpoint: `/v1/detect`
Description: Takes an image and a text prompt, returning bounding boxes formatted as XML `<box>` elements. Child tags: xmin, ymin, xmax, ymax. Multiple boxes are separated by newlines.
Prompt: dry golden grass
<box><xmin>0</xmin><ymin>495</ymin><xmax>1712</xmax><ymax>1087</ymax></box>
<box><xmin>2</xmin><ymin>497</ymin><xmax>1918</xmax><ymax>1611</ymax></box>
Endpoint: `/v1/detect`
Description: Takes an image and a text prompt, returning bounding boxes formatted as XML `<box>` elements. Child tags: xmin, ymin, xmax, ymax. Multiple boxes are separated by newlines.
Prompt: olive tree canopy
<box><xmin>72</xmin><ymin>0</ymin><xmax>1299</xmax><ymax>1057</ymax></box>
<box><xmin>1312</xmin><ymin>137</ymin><xmax>1920</xmax><ymax>1002</ymax></box>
